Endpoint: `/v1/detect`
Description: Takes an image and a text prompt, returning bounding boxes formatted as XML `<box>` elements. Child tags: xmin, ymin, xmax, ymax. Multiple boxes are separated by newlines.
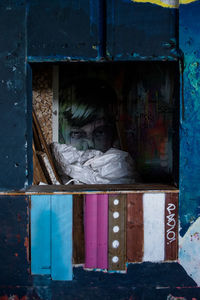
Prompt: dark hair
<box><xmin>60</xmin><ymin>79</ymin><xmax>117</xmax><ymax>127</ymax></box>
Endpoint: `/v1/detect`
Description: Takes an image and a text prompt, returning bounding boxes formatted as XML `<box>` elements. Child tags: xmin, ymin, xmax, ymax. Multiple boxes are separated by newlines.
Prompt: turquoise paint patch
<box><xmin>179</xmin><ymin>1</ymin><xmax>200</xmax><ymax>236</ymax></box>
<box><xmin>31</xmin><ymin>194</ymin><xmax>73</xmax><ymax>280</ymax></box>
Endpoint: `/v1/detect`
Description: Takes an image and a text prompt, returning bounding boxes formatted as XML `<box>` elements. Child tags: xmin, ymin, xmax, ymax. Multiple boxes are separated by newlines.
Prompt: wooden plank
<box><xmin>97</xmin><ymin>194</ymin><xmax>108</xmax><ymax>269</ymax></box>
<box><xmin>31</xmin><ymin>195</ymin><xmax>51</xmax><ymax>275</ymax></box>
<box><xmin>32</xmin><ymin>143</ymin><xmax>48</xmax><ymax>185</ymax></box>
<box><xmin>52</xmin><ymin>65</ymin><xmax>59</xmax><ymax>142</ymax></box>
<box><xmin>108</xmin><ymin>194</ymin><xmax>126</xmax><ymax>271</ymax></box>
<box><xmin>127</xmin><ymin>193</ymin><xmax>144</xmax><ymax>262</ymax></box>
<box><xmin>51</xmin><ymin>194</ymin><xmax>73</xmax><ymax>280</ymax></box>
<box><xmin>27</xmin><ymin>184</ymin><xmax>179</xmax><ymax>194</ymax></box>
<box><xmin>143</xmin><ymin>193</ymin><xmax>165</xmax><ymax>262</ymax></box>
<box><xmin>32</xmin><ymin>108</ymin><xmax>61</xmax><ymax>183</ymax></box>
<box><xmin>84</xmin><ymin>194</ymin><xmax>98</xmax><ymax>268</ymax></box>
<box><xmin>165</xmin><ymin>193</ymin><xmax>179</xmax><ymax>261</ymax></box>
<box><xmin>73</xmin><ymin>194</ymin><xmax>85</xmax><ymax>264</ymax></box>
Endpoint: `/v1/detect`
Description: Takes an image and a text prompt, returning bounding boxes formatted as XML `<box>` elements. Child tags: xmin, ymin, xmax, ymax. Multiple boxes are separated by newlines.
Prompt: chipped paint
<box><xmin>179</xmin><ymin>217</ymin><xmax>200</xmax><ymax>285</ymax></box>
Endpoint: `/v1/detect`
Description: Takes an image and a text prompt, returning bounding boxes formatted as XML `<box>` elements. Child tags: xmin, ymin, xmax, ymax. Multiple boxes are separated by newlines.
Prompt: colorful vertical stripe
<box><xmin>73</xmin><ymin>194</ymin><xmax>85</xmax><ymax>264</ymax></box>
<box><xmin>126</xmin><ymin>192</ymin><xmax>178</xmax><ymax>263</ymax></box>
<box><xmin>51</xmin><ymin>195</ymin><xmax>73</xmax><ymax>280</ymax></box>
<box><xmin>31</xmin><ymin>195</ymin><xmax>51</xmax><ymax>275</ymax></box>
<box><xmin>165</xmin><ymin>193</ymin><xmax>178</xmax><ymax>261</ymax></box>
<box><xmin>108</xmin><ymin>194</ymin><xmax>126</xmax><ymax>271</ymax></box>
<box><xmin>143</xmin><ymin>193</ymin><xmax>165</xmax><ymax>262</ymax></box>
<box><xmin>31</xmin><ymin>194</ymin><xmax>73</xmax><ymax>280</ymax></box>
<box><xmin>85</xmin><ymin>194</ymin><xmax>108</xmax><ymax>269</ymax></box>
<box><xmin>97</xmin><ymin>194</ymin><xmax>108</xmax><ymax>269</ymax></box>
<box><xmin>127</xmin><ymin>193</ymin><xmax>144</xmax><ymax>262</ymax></box>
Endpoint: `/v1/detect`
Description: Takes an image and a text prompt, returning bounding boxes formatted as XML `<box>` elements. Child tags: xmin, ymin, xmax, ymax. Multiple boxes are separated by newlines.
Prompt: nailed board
<box><xmin>126</xmin><ymin>192</ymin><xmax>178</xmax><ymax>262</ymax></box>
<box><xmin>73</xmin><ymin>194</ymin><xmax>85</xmax><ymax>264</ymax></box>
<box><xmin>108</xmin><ymin>194</ymin><xmax>126</xmax><ymax>271</ymax></box>
<box><xmin>127</xmin><ymin>193</ymin><xmax>144</xmax><ymax>262</ymax></box>
<box><xmin>165</xmin><ymin>193</ymin><xmax>178</xmax><ymax>261</ymax></box>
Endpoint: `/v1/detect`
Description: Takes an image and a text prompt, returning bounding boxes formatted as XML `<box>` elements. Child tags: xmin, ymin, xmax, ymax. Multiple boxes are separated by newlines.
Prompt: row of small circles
<box><xmin>112</xmin><ymin>198</ymin><xmax>120</xmax><ymax>264</ymax></box>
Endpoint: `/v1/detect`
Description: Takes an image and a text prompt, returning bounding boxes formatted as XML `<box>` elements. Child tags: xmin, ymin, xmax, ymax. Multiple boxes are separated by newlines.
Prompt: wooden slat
<box><xmin>143</xmin><ymin>193</ymin><xmax>165</xmax><ymax>262</ymax></box>
<box><xmin>32</xmin><ymin>108</ymin><xmax>61</xmax><ymax>184</ymax></box>
<box><xmin>27</xmin><ymin>183</ymin><xmax>179</xmax><ymax>194</ymax></box>
<box><xmin>127</xmin><ymin>193</ymin><xmax>144</xmax><ymax>262</ymax></box>
<box><xmin>51</xmin><ymin>194</ymin><xmax>73</xmax><ymax>280</ymax></box>
<box><xmin>165</xmin><ymin>193</ymin><xmax>178</xmax><ymax>261</ymax></box>
<box><xmin>73</xmin><ymin>194</ymin><xmax>85</xmax><ymax>264</ymax></box>
<box><xmin>84</xmin><ymin>194</ymin><xmax>98</xmax><ymax>268</ymax></box>
<box><xmin>32</xmin><ymin>143</ymin><xmax>48</xmax><ymax>185</ymax></box>
<box><xmin>108</xmin><ymin>194</ymin><xmax>126</xmax><ymax>270</ymax></box>
<box><xmin>97</xmin><ymin>194</ymin><xmax>108</xmax><ymax>269</ymax></box>
<box><xmin>31</xmin><ymin>195</ymin><xmax>51</xmax><ymax>275</ymax></box>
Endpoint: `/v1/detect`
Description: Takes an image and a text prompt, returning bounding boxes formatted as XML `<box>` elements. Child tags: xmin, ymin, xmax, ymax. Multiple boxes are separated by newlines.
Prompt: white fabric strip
<box><xmin>143</xmin><ymin>193</ymin><xmax>165</xmax><ymax>262</ymax></box>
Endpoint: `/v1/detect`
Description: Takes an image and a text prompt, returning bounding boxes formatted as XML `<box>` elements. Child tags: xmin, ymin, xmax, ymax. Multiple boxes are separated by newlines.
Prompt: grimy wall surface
<box><xmin>0</xmin><ymin>0</ymin><xmax>178</xmax><ymax>190</ymax></box>
<box><xmin>0</xmin><ymin>0</ymin><xmax>200</xmax><ymax>299</ymax></box>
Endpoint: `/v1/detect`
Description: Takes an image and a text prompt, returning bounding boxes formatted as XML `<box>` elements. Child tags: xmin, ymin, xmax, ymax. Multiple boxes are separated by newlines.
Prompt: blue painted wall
<box><xmin>0</xmin><ymin>0</ymin><xmax>200</xmax><ymax>297</ymax></box>
<box><xmin>107</xmin><ymin>1</ymin><xmax>178</xmax><ymax>60</ymax></box>
<box><xmin>0</xmin><ymin>0</ymin><xmax>178</xmax><ymax>191</ymax></box>
<box><xmin>179</xmin><ymin>0</ymin><xmax>200</xmax><ymax>236</ymax></box>
<box><xmin>0</xmin><ymin>1</ymin><xmax>32</xmax><ymax>190</ymax></box>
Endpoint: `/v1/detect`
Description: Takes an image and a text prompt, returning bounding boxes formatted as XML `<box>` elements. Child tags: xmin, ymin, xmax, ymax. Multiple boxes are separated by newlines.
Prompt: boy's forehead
<box><xmin>76</xmin><ymin>119</ymin><xmax>105</xmax><ymax>132</ymax></box>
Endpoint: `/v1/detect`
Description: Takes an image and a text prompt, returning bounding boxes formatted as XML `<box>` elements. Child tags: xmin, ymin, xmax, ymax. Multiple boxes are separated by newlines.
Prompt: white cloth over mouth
<box><xmin>51</xmin><ymin>143</ymin><xmax>137</xmax><ymax>185</ymax></box>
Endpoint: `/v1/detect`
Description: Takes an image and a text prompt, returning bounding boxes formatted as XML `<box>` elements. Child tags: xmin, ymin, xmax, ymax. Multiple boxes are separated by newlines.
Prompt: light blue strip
<box><xmin>31</xmin><ymin>195</ymin><xmax>51</xmax><ymax>275</ymax></box>
<box><xmin>51</xmin><ymin>194</ymin><xmax>73</xmax><ymax>280</ymax></box>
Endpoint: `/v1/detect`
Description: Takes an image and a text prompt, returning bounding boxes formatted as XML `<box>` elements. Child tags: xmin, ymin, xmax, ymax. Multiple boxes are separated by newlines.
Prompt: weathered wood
<box><xmin>84</xmin><ymin>194</ymin><xmax>98</xmax><ymax>268</ymax></box>
<box><xmin>27</xmin><ymin>184</ymin><xmax>179</xmax><ymax>194</ymax></box>
<box><xmin>37</xmin><ymin>152</ymin><xmax>59</xmax><ymax>185</ymax></box>
<box><xmin>31</xmin><ymin>195</ymin><xmax>51</xmax><ymax>275</ymax></box>
<box><xmin>165</xmin><ymin>193</ymin><xmax>178</xmax><ymax>261</ymax></box>
<box><xmin>127</xmin><ymin>193</ymin><xmax>144</xmax><ymax>262</ymax></box>
<box><xmin>97</xmin><ymin>194</ymin><xmax>108</xmax><ymax>269</ymax></box>
<box><xmin>32</xmin><ymin>108</ymin><xmax>61</xmax><ymax>184</ymax></box>
<box><xmin>84</xmin><ymin>194</ymin><xmax>108</xmax><ymax>269</ymax></box>
<box><xmin>108</xmin><ymin>194</ymin><xmax>126</xmax><ymax>270</ymax></box>
<box><xmin>73</xmin><ymin>194</ymin><xmax>85</xmax><ymax>264</ymax></box>
<box><xmin>32</xmin><ymin>143</ymin><xmax>48</xmax><ymax>185</ymax></box>
<box><xmin>51</xmin><ymin>194</ymin><xmax>73</xmax><ymax>280</ymax></box>
<box><xmin>143</xmin><ymin>193</ymin><xmax>165</xmax><ymax>262</ymax></box>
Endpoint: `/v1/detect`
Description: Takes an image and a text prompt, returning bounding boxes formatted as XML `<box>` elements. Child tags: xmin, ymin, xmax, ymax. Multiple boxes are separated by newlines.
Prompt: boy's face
<box><xmin>69</xmin><ymin>118</ymin><xmax>114</xmax><ymax>152</ymax></box>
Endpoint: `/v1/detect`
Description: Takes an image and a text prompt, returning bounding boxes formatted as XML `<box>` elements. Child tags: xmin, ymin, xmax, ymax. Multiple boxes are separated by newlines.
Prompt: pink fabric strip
<box><xmin>97</xmin><ymin>194</ymin><xmax>108</xmax><ymax>269</ymax></box>
<box><xmin>84</xmin><ymin>194</ymin><xmax>98</xmax><ymax>268</ymax></box>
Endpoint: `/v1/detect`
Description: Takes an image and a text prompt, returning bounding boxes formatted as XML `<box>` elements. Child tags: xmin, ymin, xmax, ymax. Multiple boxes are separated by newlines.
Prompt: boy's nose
<box><xmin>82</xmin><ymin>138</ymin><xmax>95</xmax><ymax>150</ymax></box>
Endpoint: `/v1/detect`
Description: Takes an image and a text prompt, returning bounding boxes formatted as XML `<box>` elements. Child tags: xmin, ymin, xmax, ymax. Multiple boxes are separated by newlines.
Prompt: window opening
<box><xmin>32</xmin><ymin>61</ymin><xmax>179</xmax><ymax>187</ymax></box>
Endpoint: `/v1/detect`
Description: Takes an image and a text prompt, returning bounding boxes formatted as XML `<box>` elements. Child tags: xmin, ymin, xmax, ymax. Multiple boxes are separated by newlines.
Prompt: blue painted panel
<box><xmin>179</xmin><ymin>1</ymin><xmax>200</xmax><ymax>236</ymax></box>
<box><xmin>27</xmin><ymin>0</ymin><xmax>99</xmax><ymax>60</ymax></box>
<box><xmin>0</xmin><ymin>195</ymin><xmax>30</xmax><ymax>285</ymax></box>
<box><xmin>31</xmin><ymin>195</ymin><xmax>51</xmax><ymax>275</ymax></box>
<box><xmin>51</xmin><ymin>194</ymin><xmax>73</xmax><ymax>280</ymax></box>
<box><xmin>107</xmin><ymin>1</ymin><xmax>178</xmax><ymax>60</ymax></box>
<box><xmin>0</xmin><ymin>1</ymin><xmax>31</xmax><ymax>190</ymax></box>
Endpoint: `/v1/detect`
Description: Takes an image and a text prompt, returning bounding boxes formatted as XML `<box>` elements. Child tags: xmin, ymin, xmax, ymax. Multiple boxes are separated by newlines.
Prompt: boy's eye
<box><xmin>94</xmin><ymin>129</ymin><xmax>105</xmax><ymax>137</ymax></box>
<box><xmin>93</xmin><ymin>126</ymin><xmax>109</xmax><ymax>138</ymax></box>
<box><xmin>70</xmin><ymin>130</ymin><xmax>86</xmax><ymax>139</ymax></box>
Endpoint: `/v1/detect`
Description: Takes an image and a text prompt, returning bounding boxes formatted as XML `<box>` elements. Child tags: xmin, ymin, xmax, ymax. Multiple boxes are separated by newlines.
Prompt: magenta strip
<box><xmin>97</xmin><ymin>194</ymin><xmax>108</xmax><ymax>269</ymax></box>
<box><xmin>84</xmin><ymin>194</ymin><xmax>98</xmax><ymax>268</ymax></box>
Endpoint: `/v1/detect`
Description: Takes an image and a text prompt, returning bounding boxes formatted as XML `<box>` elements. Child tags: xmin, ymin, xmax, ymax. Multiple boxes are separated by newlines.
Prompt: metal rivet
<box><xmin>113</xmin><ymin>226</ymin><xmax>120</xmax><ymax>233</ymax></box>
<box><xmin>112</xmin><ymin>240</ymin><xmax>119</xmax><ymax>248</ymax></box>
<box><xmin>113</xmin><ymin>212</ymin><xmax>119</xmax><ymax>219</ymax></box>
<box><xmin>114</xmin><ymin>199</ymin><xmax>119</xmax><ymax>205</ymax></box>
<box><xmin>112</xmin><ymin>256</ymin><xmax>119</xmax><ymax>263</ymax></box>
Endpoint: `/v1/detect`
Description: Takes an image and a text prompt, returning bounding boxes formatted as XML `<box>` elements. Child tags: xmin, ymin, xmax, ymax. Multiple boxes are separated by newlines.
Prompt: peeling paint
<box><xmin>179</xmin><ymin>217</ymin><xmax>200</xmax><ymax>285</ymax></box>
